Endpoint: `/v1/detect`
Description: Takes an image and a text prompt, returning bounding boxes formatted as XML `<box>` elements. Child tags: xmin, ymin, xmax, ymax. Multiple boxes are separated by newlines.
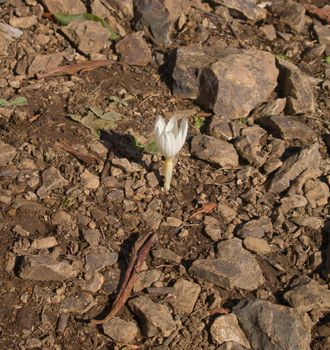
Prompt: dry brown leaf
<box><xmin>189</xmin><ymin>203</ymin><xmax>217</xmax><ymax>220</ymax></box>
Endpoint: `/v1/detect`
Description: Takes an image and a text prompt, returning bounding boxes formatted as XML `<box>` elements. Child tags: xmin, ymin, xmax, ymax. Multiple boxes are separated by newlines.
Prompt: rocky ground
<box><xmin>0</xmin><ymin>0</ymin><xmax>330</xmax><ymax>349</ymax></box>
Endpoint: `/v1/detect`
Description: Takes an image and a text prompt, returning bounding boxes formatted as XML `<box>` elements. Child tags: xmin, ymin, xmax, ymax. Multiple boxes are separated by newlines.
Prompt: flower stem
<box><xmin>164</xmin><ymin>157</ymin><xmax>174</xmax><ymax>191</ymax></box>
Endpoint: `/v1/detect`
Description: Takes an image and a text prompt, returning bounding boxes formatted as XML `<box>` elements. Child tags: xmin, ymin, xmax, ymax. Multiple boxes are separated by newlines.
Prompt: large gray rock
<box><xmin>189</xmin><ymin>238</ymin><xmax>264</xmax><ymax>291</ymax></box>
<box><xmin>256</xmin><ymin>115</ymin><xmax>316</xmax><ymax>145</ymax></box>
<box><xmin>197</xmin><ymin>50</ymin><xmax>278</xmax><ymax>119</ymax></box>
<box><xmin>172</xmin><ymin>44</ymin><xmax>229</xmax><ymax>99</ymax></box>
<box><xmin>210</xmin><ymin>314</ymin><xmax>250</xmax><ymax>348</ymax></box>
<box><xmin>129</xmin><ymin>295</ymin><xmax>176</xmax><ymax>337</ymax></box>
<box><xmin>277</xmin><ymin>59</ymin><xmax>315</xmax><ymax>115</ymax></box>
<box><xmin>268</xmin><ymin>143</ymin><xmax>321</xmax><ymax>194</ymax></box>
<box><xmin>133</xmin><ymin>0</ymin><xmax>189</xmax><ymax>46</ymax></box>
<box><xmin>191</xmin><ymin>134</ymin><xmax>239</xmax><ymax>168</ymax></box>
<box><xmin>19</xmin><ymin>255</ymin><xmax>82</xmax><ymax>281</ymax></box>
<box><xmin>284</xmin><ymin>276</ymin><xmax>330</xmax><ymax>312</ymax></box>
<box><xmin>234</xmin><ymin>299</ymin><xmax>313</xmax><ymax>350</ymax></box>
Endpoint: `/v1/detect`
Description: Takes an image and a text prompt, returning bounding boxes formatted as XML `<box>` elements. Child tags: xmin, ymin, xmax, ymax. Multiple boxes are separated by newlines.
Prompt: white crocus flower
<box><xmin>154</xmin><ymin>116</ymin><xmax>188</xmax><ymax>191</ymax></box>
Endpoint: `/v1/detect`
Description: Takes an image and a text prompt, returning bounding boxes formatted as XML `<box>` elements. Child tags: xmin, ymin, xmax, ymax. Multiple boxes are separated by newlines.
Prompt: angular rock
<box><xmin>19</xmin><ymin>255</ymin><xmax>82</xmax><ymax>281</ymax></box>
<box><xmin>133</xmin><ymin>0</ymin><xmax>190</xmax><ymax>46</ymax></box>
<box><xmin>198</xmin><ymin>50</ymin><xmax>278</xmax><ymax>119</ymax></box>
<box><xmin>152</xmin><ymin>248</ymin><xmax>182</xmax><ymax>264</ymax></box>
<box><xmin>268</xmin><ymin>143</ymin><xmax>321</xmax><ymax>194</ymax></box>
<box><xmin>214</xmin><ymin>0</ymin><xmax>266</xmax><ymax>22</ymax></box>
<box><xmin>9</xmin><ymin>15</ymin><xmax>37</xmax><ymax>29</ymax></box>
<box><xmin>0</xmin><ymin>141</ymin><xmax>16</xmax><ymax>166</ymax></box>
<box><xmin>304</xmin><ymin>179</ymin><xmax>329</xmax><ymax>208</ymax></box>
<box><xmin>236</xmin><ymin>217</ymin><xmax>272</xmax><ymax>239</ymax></box>
<box><xmin>109</xmin><ymin>0</ymin><xmax>133</xmax><ymax>17</ymax></box>
<box><xmin>235</xmin><ymin>126</ymin><xmax>267</xmax><ymax>166</ymax></box>
<box><xmin>61</xmin><ymin>21</ymin><xmax>110</xmax><ymax>56</ymax></box>
<box><xmin>208</xmin><ymin>116</ymin><xmax>234</xmax><ymax>140</ymax></box>
<box><xmin>133</xmin><ymin>269</ymin><xmax>161</xmax><ymax>292</ymax></box>
<box><xmin>51</xmin><ymin>211</ymin><xmax>73</xmax><ymax>225</ymax></box>
<box><xmin>189</xmin><ymin>238</ymin><xmax>264</xmax><ymax>291</ymax></box>
<box><xmin>129</xmin><ymin>295</ymin><xmax>176</xmax><ymax>337</ymax></box>
<box><xmin>31</xmin><ymin>237</ymin><xmax>58</xmax><ymax>250</ymax></box>
<box><xmin>280</xmin><ymin>194</ymin><xmax>307</xmax><ymax>214</ymax></box>
<box><xmin>103</xmin><ymin>318</ymin><xmax>139</xmax><ymax>343</ymax></box>
<box><xmin>284</xmin><ymin>276</ymin><xmax>330</xmax><ymax>313</ymax></box>
<box><xmin>37</xmin><ymin>166</ymin><xmax>68</xmax><ymax>198</ymax></box>
<box><xmin>84</xmin><ymin>246</ymin><xmax>118</xmax><ymax>273</ymax></box>
<box><xmin>260</xmin><ymin>24</ymin><xmax>277</xmax><ymax>41</ymax></box>
<box><xmin>243</xmin><ymin>237</ymin><xmax>271</xmax><ymax>255</ymax></box>
<box><xmin>217</xmin><ymin>343</ymin><xmax>249</xmax><ymax>350</ymax></box>
<box><xmin>191</xmin><ymin>135</ymin><xmax>239</xmax><ymax>168</ymax></box>
<box><xmin>172</xmin><ymin>44</ymin><xmax>232</xmax><ymax>99</ymax></box>
<box><xmin>234</xmin><ymin>299</ymin><xmax>313</xmax><ymax>350</ymax></box>
<box><xmin>41</xmin><ymin>0</ymin><xmax>86</xmax><ymax>14</ymax></box>
<box><xmin>80</xmin><ymin>169</ymin><xmax>100</xmax><ymax>190</ymax></box>
<box><xmin>173</xmin><ymin>278</ymin><xmax>201</xmax><ymax>315</ymax></box>
<box><xmin>314</xmin><ymin>23</ymin><xmax>330</xmax><ymax>55</ymax></box>
<box><xmin>277</xmin><ymin>59</ymin><xmax>315</xmax><ymax>114</ymax></box>
<box><xmin>116</xmin><ymin>31</ymin><xmax>151</xmax><ymax>66</ymax></box>
<box><xmin>218</xmin><ymin>204</ymin><xmax>236</xmax><ymax>224</ymax></box>
<box><xmin>256</xmin><ymin>115</ymin><xmax>316</xmax><ymax>145</ymax></box>
<box><xmin>28</xmin><ymin>53</ymin><xmax>64</xmax><ymax>77</ymax></box>
<box><xmin>261</xmin><ymin>98</ymin><xmax>286</xmax><ymax>117</ymax></box>
<box><xmin>204</xmin><ymin>216</ymin><xmax>221</xmax><ymax>241</ymax></box>
<box><xmin>60</xmin><ymin>292</ymin><xmax>96</xmax><ymax>314</ymax></box>
<box><xmin>210</xmin><ymin>314</ymin><xmax>250</xmax><ymax>348</ymax></box>
<box><xmin>82</xmin><ymin>228</ymin><xmax>101</xmax><ymax>246</ymax></box>
<box><xmin>80</xmin><ymin>272</ymin><xmax>104</xmax><ymax>294</ymax></box>
<box><xmin>271</xmin><ymin>0</ymin><xmax>305</xmax><ymax>33</ymax></box>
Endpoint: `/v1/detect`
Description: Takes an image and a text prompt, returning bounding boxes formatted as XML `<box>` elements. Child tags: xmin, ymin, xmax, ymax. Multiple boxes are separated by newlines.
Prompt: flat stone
<box><xmin>236</xmin><ymin>217</ymin><xmax>272</xmax><ymax>239</ymax></box>
<box><xmin>31</xmin><ymin>237</ymin><xmax>58</xmax><ymax>250</ymax></box>
<box><xmin>189</xmin><ymin>238</ymin><xmax>264</xmax><ymax>291</ymax></box>
<box><xmin>152</xmin><ymin>248</ymin><xmax>182</xmax><ymax>264</ymax></box>
<box><xmin>198</xmin><ymin>50</ymin><xmax>278</xmax><ymax>119</ymax></box>
<box><xmin>235</xmin><ymin>126</ymin><xmax>267</xmax><ymax>166</ymax></box>
<box><xmin>261</xmin><ymin>98</ymin><xmax>286</xmax><ymax>117</ymax></box>
<box><xmin>28</xmin><ymin>53</ymin><xmax>64</xmax><ymax>77</ymax></box>
<box><xmin>51</xmin><ymin>210</ymin><xmax>72</xmax><ymax>225</ymax></box>
<box><xmin>234</xmin><ymin>299</ymin><xmax>313</xmax><ymax>350</ymax></box>
<box><xmin>9</xmin><ymin>15</ymin><xmax>37</xmax><ymax>29</ymax></box>
<box><xmin>243</xmin><ymin>237</ymin><xmax>271</xmax><ymax>255</ymax></box>
<box><xmin>277</xmin><ymin>59</ymin><xmax>315</xmax><ymax>114</ymax></box>
<box><xmin>213</xmin><ymin>0</ymin><xmax>266</xmax><ymax>22</ymax></box>
<box><xmin>80</xmin><ymin>169</ymin><xmax>100</xmax><ymax>190</ymax></box>
<box><xmin>208</xmin><ymin>116</ymin><xmax>234</xmax><ymax>140</ymax></box>
<box><xmin>191</xmin><ymin>134</ymin><xmax>239</xmax><ymax>168</ymax></box>
<box><xmin>210</xmin><ymin>314</ymin><xmax>250</xmax><ymax>348</ymax></box>
<box><xmin>304</xmin><ymin>179</ymin><xmax>330</xmax><ymax>208</ymax></box>
<box><xmin>61</xmin><ymin>21</ymin><xmax>110</xmax><ymax>56</ymax></box>
<box><xmin>19</xmin><ymin>255</ymin><xmax>82</xmax><ymax>281</ymax></box>
<box><xmin>108</xmin><ymin>0</ymin><xmax>133</xmax><ymax>17</ymax></box>
<box><xmin>256</xmin><ymin>115</ymin><xmax>316</xmax><ymax>145</ymax></box>
<box><xmin>133</xmin><ymin>269</ymin><xmax>162</xmax><ymax>292</ymax></box>
<box><xmin>80</xmin><ymin>272</ymin><xmax>104</xmax><ymax>294</ymax></box>
<box><xmin>260</xmin><ymin>24</ymin><xmax>277</xmax><ymax>41</ymax></box>
<box><xmin>173</xmin><ymin>278</ymin><xmax>201</xmax><ymax>315</ymax></box>
<box><xmin>271</xmin><ymin>0</ymin><xmax>305</xmax><ymax>33</ymax></box>
<box><xmin>60</xmin><ymin>292</ymin><xmax>96</xmax><ymax>314</ymax></box>
<box><xmin>103</xmin><ymin>318</ymin><xmax>139</xmax><ymax>343</ymax></box>
<box><xmin>84</xmin><ymin>246</ymin><xmax>118</xmax><ymax>273</ymax></box>
<box><xmin>218</xmin><ymin>204</ymin><xmax>236</xmax><ymax>224</ymax></box>
<box><xmin>280</xmin><ymin>194</ymin><xmax>307</xmax><ymax>214</ymax></box>
<box><xmin>314</xmin><ymin>23</ymin><xmax>330</xmax><ymax>55</ymax></box>
<box><xmin>41</xmin><ymin>0</ymin><xmax>86</xmax><ymax>14</ymax></box>
<box><xmin>268</xmin><ymin>143</ymin><xmax>321</xmax><ymax>194</ymax></box>
<box><xmin>129</xmin><ymin>295</ymin><xmax>176</xmax><ymax>337</ymax></box>
<box><xmin>37</xmin><ymin>166</ymin><xmax>68</xmax><ymax>198</ymax></box>
<box><xmin>284</xmin><ymin>276</ymin><xmax>330</xmax><ymax>313</ymax></box>
<box><xmin>0</xmin><ymin>141</ymin><xmax>16</xmax><ymax>166</ymax></box>
<box><xmin>116</xmin><ymin>31</ymin><xmax>151</xmax><ymax>66</ymax></box>
<box><xmin>204</xmin><ymin>216</ymin><xmax>221</xmax><ymax>241</ymax></box>
<box><xmin>133</xmin><ymin>0</ymin><xmax>190</xmax><ymax>46</ymax></box>
<box><xmin>82</xmin><ymin>228</ymin><xmax>101</xmax><ymax>246</ymax></box>
<box><xmin>172</xmin><ymin>44</ymin><xmax>231</xmax><ymax>99</ymax></box>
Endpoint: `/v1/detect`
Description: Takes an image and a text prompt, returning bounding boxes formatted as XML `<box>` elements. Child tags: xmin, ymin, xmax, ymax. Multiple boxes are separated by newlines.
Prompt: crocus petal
<box><xmin>165</xmin><ymin>117</ymin><xmax>177</xmax><ymax>134</ymax></box>
<box><xmin>177</xmin><ymin>118</ymin><xmax>188</xmax><ymax>150</ymax></box>
<box><xmin>155</xmin><ymin>116</ymin><xmax>166</xmax><ymax>136</ymax></box>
